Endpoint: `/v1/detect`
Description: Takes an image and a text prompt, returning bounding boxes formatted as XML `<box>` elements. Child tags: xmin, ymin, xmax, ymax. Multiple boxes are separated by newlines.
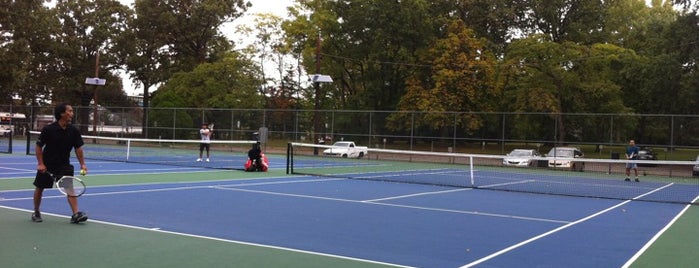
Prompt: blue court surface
<box><xmin>1</xmin><ymin>152</ymin><xmax>697</xmax><ymax>267</ymax></box>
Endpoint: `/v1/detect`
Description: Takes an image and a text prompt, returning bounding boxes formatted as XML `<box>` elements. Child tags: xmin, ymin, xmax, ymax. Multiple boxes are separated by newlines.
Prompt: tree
<box><xmin>519</xmin><ymin>0</ymin><xmax>608</xmax><ymax>44</ymax></box>
<box><xmin>603</xmin><ymin>1</ymin><xmax>697</xmax><ymax>143</ymax></box>
<box><xmin>454</xmin><ymin>0</ymin><xmax>526</xmax><ymax>54</ymax></box>
<box><xmin>45</xmin><ymin>0</ymin><xmax>132</xmax><ymax>131</ymax></box>
<box><xmin>127</xmin><ymin>0</ymin><xmax>250</xmax><ymax>137</ymax></box>
<box><xmin>150</xmin><ymin>52</ymin><xmax>263</xmax><ymax>138</ymax></box>
<box><xmin>285</xmin><ymin>0</ymin><xmax>453</xmax><ymax>110</ymax></box>
<box><xmin>0</xmin><ymin>1</ymin><xmax>59</xmax><ymax>106</ymax></box>
<box><xmin>283</xmin><ymin>0</ymin><xmax>455</xmax><ymax>144</ymax></box>
<box><xmin>504</xmin><ymin>36</ymin><xmax>635</xmax><ymax>143</ymax></box>
<box><xmin>236</xmin><ymin>13</ymin><xmax>293</xmax><ymax>95</ymax></box>
<box><xmin>153</xmin><ymin>52</ymin><xmax>262</xmax><ymax>109</ymax></box>
<box><xmin>388</xmin><ymin>20</ymin><xmax>498</xmax><ymax>137</ymax></box>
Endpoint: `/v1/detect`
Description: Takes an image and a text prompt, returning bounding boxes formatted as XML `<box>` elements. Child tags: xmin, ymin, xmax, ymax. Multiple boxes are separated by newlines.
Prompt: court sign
<box><xmin>85</xmin><ymin>77</ymin><xmax>106</xmax><ymax>86</ymax></box>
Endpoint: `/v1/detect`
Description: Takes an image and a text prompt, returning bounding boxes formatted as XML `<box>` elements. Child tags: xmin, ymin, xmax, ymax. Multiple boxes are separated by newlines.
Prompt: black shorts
<box><xmin>33</xmin><ymin>164</ymin><xmax>74</xmax><ymax>189</ymax></box>
<box><xmin>200</xmin><ymin>143</ymin><xmax>210</xmax><ymax>151</ymax></box>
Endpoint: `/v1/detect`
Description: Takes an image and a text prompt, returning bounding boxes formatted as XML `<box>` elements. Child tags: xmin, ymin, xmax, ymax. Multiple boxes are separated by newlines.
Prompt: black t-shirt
<box><xmin>248</xmin><ymin>148</ymin><xmax>261</xmax><ymax>159</ymax></box>
<box><xmin>36</xmin><ymin>122</ymin><xmax>84</xmax><ymax>167</ymax></box>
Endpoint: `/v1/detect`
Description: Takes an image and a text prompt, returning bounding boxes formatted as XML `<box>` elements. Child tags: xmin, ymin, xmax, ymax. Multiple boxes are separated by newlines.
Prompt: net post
<box><xmin>469</xmin><ymin>155</ymin><xmax>474</xmax><ymax>186</ymax></box>
<box><xmin>8</xmin><ymin>128</ymin><xmax>12</xmax><ymax>154</ymax></box>
<box><xmin>286</xmin><ymin>142</ymin><xmax>292</xmax><ymax>174</ymax></box>
<box><xmin>126</xmin><ymin>139</ymin><xmax>131</xmax><ymax>161</ymax></box>
<box><xmin>26</xmin><ymin>129</ymin><xmax>31</xmax><ymax>155</ymax></box>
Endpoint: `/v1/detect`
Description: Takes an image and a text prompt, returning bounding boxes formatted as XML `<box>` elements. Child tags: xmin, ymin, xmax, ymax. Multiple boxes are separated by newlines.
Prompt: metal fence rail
<box><xmin>3</xmin><ymin>105</ymin><xmax>698</xmax><ymax>156</ymax></box>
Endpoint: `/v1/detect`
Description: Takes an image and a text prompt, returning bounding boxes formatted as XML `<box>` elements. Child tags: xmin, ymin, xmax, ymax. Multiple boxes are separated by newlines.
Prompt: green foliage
<box><xmin>152</xmin><ymin>52</ymin><xmax>263</xmax><ymax>110</ymax></box>
<box><xmin>147</xmin><ymin>90</ymin><xmax>193</xmax><ymax>139</ymax></box>
<box><xmin>127</xmin><ymin>0</ymin><xmax>250</xmax><ymax>135</ymax></box>
<box><xmin>285</xmin><ymin>0</ymin><xmax>452</xmax><ymax>111</ymax></box>
<box><xmin>0</xmin><ymin>1</ymin><xmax>59</xmax><ymax>104</ymax></box>
<box><xmin>1</xmin><ymin>0</ymin><xmax>698</xmax><ymax>146</ymax></box>
<box><xmin>51</xmin><ymin>0</ymin><xmax>132</xmax><ymax>105</ymax></box>
<box><xmin>521</xmin><ymin>0</ymin><xmax>608</xmax><ymax>43</ymax></box>
<box><xmin>388</xmin><ymin>19</ymin><xmax>498</xmax><ymax>135</ymax></box>
<box><xmin>454</xmin><ymin>0</ymin><xmax>525</xmax><ymax>53</ymax></box>
<box><xmin>504</xmin><ymin>36</ymin><xmax>640</xmax><ymax>142</ymax></box>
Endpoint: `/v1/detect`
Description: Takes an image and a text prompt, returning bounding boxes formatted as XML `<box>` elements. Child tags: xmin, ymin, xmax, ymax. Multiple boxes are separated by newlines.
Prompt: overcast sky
<box><xmin>119</xmin><ymin>0</ymin><xmax>296</xmax><ymax>95</ymax></box>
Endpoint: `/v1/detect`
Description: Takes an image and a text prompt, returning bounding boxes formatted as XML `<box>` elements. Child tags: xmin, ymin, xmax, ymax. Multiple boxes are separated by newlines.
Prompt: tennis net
<box><xmin>287</xmin><ymin>142</ymin><xmax>699</xmax><ymax>205</ymax></box>
<box><xmin>28</xmin><ymin>131</ymin><xmax>257</xmax><ymax>170</ymax></box>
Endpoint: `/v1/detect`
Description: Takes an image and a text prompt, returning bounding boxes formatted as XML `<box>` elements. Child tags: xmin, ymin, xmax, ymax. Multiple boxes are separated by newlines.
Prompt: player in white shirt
<box><xmin>197</xmin><ymin>123</ymin><xmax>212</xmax><ymax>162</ymax></box>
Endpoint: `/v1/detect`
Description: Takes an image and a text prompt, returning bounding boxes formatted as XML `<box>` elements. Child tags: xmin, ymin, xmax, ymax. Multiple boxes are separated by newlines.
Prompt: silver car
<box><xmin>503</xmin><ymin>149</ymin><xmax>540</xmax><ymax>167</ymax></box>
<box><xmin>546</xmin><ymin>147</ymin><xmax>585</xmax><ymax>171</ymax></box>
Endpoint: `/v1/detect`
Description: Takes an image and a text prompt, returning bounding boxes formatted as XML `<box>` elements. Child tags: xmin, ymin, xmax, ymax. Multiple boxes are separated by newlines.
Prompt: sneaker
<box><xmin>196</xmin><ymin>158</ymin><xmax>202</xmax><ymax>162</ymax></box>
<box><xmin>70</xmin><ymin>211</ymin><xmax>88</xmax><ymax>224</ymax></box>
<box><xmin>206</xmin><ymin>158</ymin><xmax>210</xmax><ymax>162</ymax></box>
<box><xmin>635</xmin><ymin>177</ymin><xmax>640</xmax><ymax>182</ymax></box>
<box><xmin>31</xmin><ymin>212</ymin><xmax>43</xmax><ymax>222</ymax></box>
<box><xmin>624</xmin><ymin>178</ymin><xmax>630</xmax><ymax>181</ymax></box>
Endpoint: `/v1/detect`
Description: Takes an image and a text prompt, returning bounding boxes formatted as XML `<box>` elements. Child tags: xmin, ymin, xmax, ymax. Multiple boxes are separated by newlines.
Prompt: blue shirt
<box><xmin>626</xmin><ymin>145</ymin><xmax>639</xmax><ymax>159</ymax></box>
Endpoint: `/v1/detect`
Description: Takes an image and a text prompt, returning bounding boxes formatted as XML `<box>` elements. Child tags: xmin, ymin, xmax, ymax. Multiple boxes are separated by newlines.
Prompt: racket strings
<box><xmin>57</xmin><ymin>177</ymin><xmax>86</xmax><ymax>197</ymax></box>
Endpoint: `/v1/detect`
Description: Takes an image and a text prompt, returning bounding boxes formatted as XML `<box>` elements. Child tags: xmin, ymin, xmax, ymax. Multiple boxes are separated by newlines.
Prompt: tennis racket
<box><xmin>47</xmin><ymin>172</ymin><xmax>86</xmax><ymax>197</ymax></box>
<box><xmin>209</xmin><ymin>123</ymin><xmax>214</xmax><ymax>131</ymax></box>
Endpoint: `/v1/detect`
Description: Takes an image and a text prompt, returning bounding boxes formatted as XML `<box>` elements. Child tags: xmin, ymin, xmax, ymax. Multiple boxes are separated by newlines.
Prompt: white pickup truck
<box><xmin>323</xmin><ymin>141</ymin><xmax>368</xmax><ymax>158</ymax></box>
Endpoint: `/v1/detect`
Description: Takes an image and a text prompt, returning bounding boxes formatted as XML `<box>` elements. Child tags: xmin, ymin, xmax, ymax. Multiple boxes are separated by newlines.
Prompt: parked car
<box><xmin>546</xmin><ymin>147</ymin><xmax>585</xmax><ymax>171</ymax></box>
<box><xmin>693</xmin><ymin>155</ymin><xmax>699</xmax><ymax>177</ymax></box>
<box><xmin>636</xmin><ymin>147</ymin><xmax>658</xmax><ymax>167</ymax></box>
<box><xmin>503</xmin><ymin>149</ymin><xmax>540</xmax><ymax>167</ymax></box>
<box><xmin>323</xmin><ymin>141</ymin><xmax>368</xmax><ymax>158</ymax></box>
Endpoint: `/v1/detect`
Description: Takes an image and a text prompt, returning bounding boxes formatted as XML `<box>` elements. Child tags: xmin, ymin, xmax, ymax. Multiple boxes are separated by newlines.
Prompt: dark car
<box><xmin>636</xmin><ymin>147</ymin><xmax>657</xmax><ymax>167</ymax></box>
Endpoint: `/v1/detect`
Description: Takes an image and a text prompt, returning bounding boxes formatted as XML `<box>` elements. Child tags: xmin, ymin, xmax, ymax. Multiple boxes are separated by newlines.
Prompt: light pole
<box><xmin>313</xmin><ymin>32</ymin><xmax>321</xmax><ymax>155</ymax></box>
<box><xmin>311</xmin><ymin>31</ymin><xmax>333</xmax><ymax>155</ymax></box>
<box><xmin>93</xmin><ymin>52</ymin><xmax>99</xmax><ymax>136</ymax></box>
<box><xmin>85</xmin><ymin>51</ymin><xmax>106</xmax><ymax>137</ymax></box>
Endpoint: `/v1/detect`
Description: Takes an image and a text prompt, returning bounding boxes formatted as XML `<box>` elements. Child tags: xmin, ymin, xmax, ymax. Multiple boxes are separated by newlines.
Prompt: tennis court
<box><xmin>1</xmin><ymin>139</ymin><xmax>698</xmax><ymax>267</ymax></box>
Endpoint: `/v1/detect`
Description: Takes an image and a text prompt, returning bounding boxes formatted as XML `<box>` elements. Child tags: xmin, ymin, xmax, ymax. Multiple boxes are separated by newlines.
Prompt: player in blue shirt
<box><xmin>625</xmin><ymin>139</ymin><xmax>640</xmax><ymax>182</ymax></box>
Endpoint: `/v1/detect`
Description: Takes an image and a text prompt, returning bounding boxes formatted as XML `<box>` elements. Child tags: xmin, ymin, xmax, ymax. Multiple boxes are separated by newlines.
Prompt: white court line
<box><xmin>459</xmin><ymin>182</ymin><xmax>676</xmax><ymax>268</ymax></box>
<box><xmin>215</xmin><ymin>176</ymin><xmax>568</xmax><ymax>224</ymax></box>
<box><xmin>472</xmin><ymin>172</ymin><xmax>664</xmax><ymax>193</ymax></box>
<box><xmin>0</xmin><ymin>168</ymin><xmax>222</xmax><ymax>180</ymax></box>
<box><xmin>2</xmin><ymin>175</ymin><xmax>570</xmax><ymax>224</ymax></box>
<box><xmin>621</xmin><ymin>194</ymin><xmax>699</xmax><ymax>267</ymax></box>
<box><xmin>365</xmin><ymin>179</ymin><xmax>534</xmax><ymax>202</ymax></box>
<box><xmin>0</xmin><ymin>166</ymin><xmax>35</xmax><ymax>172</ymax></box>
<box><xmin>335</xmin><ymin>168</ymin><xmax>467</xmax><ymax>179</ymax></box>
<box><xmin>0</xmin><ymin>186</ymin><xmax>212</xmax><ymax>201</ymax></box>
<box><xmin>365</xmin><ymin>188</ymin><xmax>471</xmax><ymax>202</ymax></box>
<box><xmin>0</xmin><ymin>176</ymin><xmax>329</xmax><ymax>200</ymax></box>
<box><xmin>212</xmin><ymin>186</ymin><xmax>570</xmax><ymax>224</ymax></box>
<box><xmin>0</xmin><ymin>205</ymin><xmax>412</xmax><ymax>268</ymax></box>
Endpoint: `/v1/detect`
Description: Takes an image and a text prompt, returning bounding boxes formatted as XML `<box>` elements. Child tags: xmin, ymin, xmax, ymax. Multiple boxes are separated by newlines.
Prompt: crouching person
<box><xmin>245</xmin><ymin>142</ymin><xmax>269</xmax><ymax>172</ymax></box>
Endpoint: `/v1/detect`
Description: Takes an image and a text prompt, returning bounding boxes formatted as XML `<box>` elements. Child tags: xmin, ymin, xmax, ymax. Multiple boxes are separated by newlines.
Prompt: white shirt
<box><xmin>200</xmin><ymin>128</ymin><xmax>211</xmax><ymax>143</ymax></box>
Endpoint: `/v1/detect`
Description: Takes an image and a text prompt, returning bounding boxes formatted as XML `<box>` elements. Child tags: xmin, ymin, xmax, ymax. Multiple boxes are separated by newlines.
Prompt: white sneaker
<box><xmin>196</xmin><ymin>158</ymin><xmax>202</xmax><ymax>162</ymax></box>
<box><xmin>206</xmin><ymin>158</ymin><xmax>210</xmax><ymax>162</ymax></box>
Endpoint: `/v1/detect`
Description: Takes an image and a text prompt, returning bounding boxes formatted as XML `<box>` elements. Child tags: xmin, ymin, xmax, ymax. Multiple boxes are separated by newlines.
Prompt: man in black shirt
<box><xmin>32</xmin><ymin>103</ymin><xmax>88</xmax><ymax>223</ymax></box>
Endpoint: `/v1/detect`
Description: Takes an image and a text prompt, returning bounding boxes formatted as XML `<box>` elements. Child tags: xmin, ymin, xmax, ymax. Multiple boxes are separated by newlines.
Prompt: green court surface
<box><xmin>0</xmin><ymin>170</ymin><xmax>396</xmax><ymax>268</ymax></box>
<box><xmin>0</xmin><ymin>208</ymin><xmax>399</xmax><ymax>268</ymax></box>
<box><xmin>630</xmin><ymin>205</ymin><xmax>699</xmax><ymax>268</ymax></box>
<box><xmin>1</xmin><ymin>170</ymin><xmax>697</xmax><ymax>267</ymax></box>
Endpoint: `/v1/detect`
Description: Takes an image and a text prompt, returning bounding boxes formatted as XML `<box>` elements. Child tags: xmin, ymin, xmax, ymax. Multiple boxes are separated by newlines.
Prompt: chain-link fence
<box><xmin>3</xmin><ymin>104</ymin><xmax>698</xmax><ymax>155</ymax></box>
